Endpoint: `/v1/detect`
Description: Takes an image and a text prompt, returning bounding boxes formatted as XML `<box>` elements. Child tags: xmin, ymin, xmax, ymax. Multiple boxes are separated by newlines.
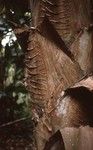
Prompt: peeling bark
<box><xmin>61</xmin><ymin>126</ymin><xmax>93</xmax><ymax>150</ymax></box>
<box><xmin>31</xmin><ymin>0</ymin><xmax>92</xmax><ymax>44</ymax></box>
<box><xmin>50</xmin><ymin>76</ymin><xmax>93</xmax><ymax>130</ymax></box>
<box><xmin>25</xmin><ymin>28</ymin><xmax>82</xmax><ymax>114</ymax></box>
<box><xmin>70</xmin><ymin>30</ymin><xmax>93</xmax><ymax>74</ymax></box>
<box><xmin>25</xmin><ymin>0</ymin><xmax>93</xmax><ymax>149</ymax></box>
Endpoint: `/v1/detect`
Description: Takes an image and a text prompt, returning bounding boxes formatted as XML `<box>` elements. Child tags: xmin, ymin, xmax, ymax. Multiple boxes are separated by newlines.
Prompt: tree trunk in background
<box><xmin>25</xmin><ymin>0</ymin><xmax>93</xmax><ymax>149</ymax></box>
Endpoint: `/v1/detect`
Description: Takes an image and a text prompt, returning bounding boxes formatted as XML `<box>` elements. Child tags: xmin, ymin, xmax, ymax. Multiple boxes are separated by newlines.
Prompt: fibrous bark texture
<box><xmin>31</xmin><ymin>0</ymin><xmax>92</xmax><ymax>44</ymax></box>
<box><xmin>25</xmin><ymin>0</ymin><xmax>93</xmax><ymax>149</ymax></box>
<box><xmin>25</xmin><ymin>27</ymin><xmax>82</xmax><ymax>113</ymax></box>
<box><xmin>49</xmin><ymin>76</ymin><xmax>93</xmax><ymax>150</ymax></box>
<box><xmin>51</xmin><ymin>75</ymin><xmax>93</xmax><ymax>129</ymax></box>
<box><xmin>44</xmin><ymin>127</ymin><xmax>93</xmax><ymax>150</ymax></box>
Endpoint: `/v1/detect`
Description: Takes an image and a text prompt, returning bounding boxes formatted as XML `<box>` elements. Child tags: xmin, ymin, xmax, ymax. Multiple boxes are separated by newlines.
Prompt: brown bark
<box><xmin>25</xmin><ymin>0</ymin><xmax>93</xmax><ymax>149</ymax></box>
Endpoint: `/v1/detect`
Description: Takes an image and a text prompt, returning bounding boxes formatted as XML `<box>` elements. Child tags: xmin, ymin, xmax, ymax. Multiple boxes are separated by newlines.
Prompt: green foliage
<box><xmin>0</xmin><ymin>6</ymin><xmax>31</xmax><ymax>124</ymax></box>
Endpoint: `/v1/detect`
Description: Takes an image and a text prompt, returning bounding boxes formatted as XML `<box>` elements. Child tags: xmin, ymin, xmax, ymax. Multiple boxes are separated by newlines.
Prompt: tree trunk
<box><xmin>25</xmin><ymin>0</ymin><xmax>93</xmax><ymax>149</ymax></box>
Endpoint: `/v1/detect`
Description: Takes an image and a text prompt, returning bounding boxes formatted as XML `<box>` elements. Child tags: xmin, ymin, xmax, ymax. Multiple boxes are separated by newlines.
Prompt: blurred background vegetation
<box><xmin>0</xmin><ymin>0</ymin><xmax>32</xmax><ymax>126</ymax></box>
<box><xmin>0</xmin><ymin>0</ymin><xmax>37</xmax><ymax>149</ymax></box>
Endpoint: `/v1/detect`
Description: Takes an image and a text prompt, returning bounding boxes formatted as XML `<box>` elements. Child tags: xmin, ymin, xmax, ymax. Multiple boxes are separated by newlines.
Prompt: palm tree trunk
<box><xmin>25</xmin><ymin>0</ymin><xmax>93</xmax><ymax>149</ymax></box>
